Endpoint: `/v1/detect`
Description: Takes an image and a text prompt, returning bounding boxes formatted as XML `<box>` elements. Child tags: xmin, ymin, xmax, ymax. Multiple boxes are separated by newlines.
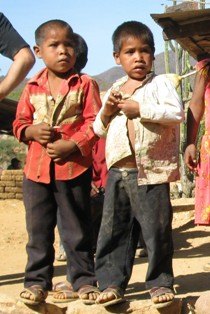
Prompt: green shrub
<box><xmin>0</xmin><ymin>136</ymin><xmax>26</xmax><ymax>169</ymax></box>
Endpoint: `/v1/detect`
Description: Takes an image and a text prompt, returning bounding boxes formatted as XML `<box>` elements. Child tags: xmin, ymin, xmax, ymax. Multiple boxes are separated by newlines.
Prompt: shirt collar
<box><xmin>112</xmin><ymin>71</ymin><xmax>154</xmax><ymax>90</ymax></box>
<box><xmin>28</xmin><ymin>68</ymin><xmax>80</xmax><ymax>87</ymax></box>
<box><xmin>111</xmin><ymin>72</ymin><xmax>154</xmax><ymax>99</ymax></box>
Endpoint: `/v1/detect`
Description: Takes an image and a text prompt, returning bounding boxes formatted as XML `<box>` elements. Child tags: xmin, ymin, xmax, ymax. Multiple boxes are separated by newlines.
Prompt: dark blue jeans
<box><xmin>23</xmin><ymin>167</ymin><xmax>96</xmax><ymax>291</ymax></box>
<box><xmin>95</xmin><ymin>168</ymin><xmax>174</xmax><ymax>292</ymax></box>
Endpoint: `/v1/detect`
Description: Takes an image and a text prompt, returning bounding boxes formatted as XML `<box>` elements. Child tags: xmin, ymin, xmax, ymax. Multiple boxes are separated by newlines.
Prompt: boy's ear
<box><xmin>33</xmin><ymin>45</ymin><xmax>42</xmax><ymax>59</ymax></box>
<box><xmin>113</xmin><ymin>51</ymin><xmax>121</xmax><ymax>65</ymax></box>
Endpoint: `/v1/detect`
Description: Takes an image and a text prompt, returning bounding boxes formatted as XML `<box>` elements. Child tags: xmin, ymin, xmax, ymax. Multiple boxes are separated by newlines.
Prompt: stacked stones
<box><xmin>0</xmin><ymin>169</ymin><xmax>23</xmax><ymax>199</ymax></box>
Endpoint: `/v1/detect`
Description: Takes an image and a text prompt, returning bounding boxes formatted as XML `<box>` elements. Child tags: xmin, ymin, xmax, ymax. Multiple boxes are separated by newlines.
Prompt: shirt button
<box><xmin>122</xmin><ymin>170</ymin><xmax>128</xmax><ymax>178</ymax></box>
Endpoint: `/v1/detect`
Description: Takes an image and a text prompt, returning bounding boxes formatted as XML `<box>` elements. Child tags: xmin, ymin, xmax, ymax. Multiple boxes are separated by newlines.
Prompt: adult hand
<box><xmin>184</xmin><ymin>144</ymin><xmax>197</xmax><ymax>171</ymax></box>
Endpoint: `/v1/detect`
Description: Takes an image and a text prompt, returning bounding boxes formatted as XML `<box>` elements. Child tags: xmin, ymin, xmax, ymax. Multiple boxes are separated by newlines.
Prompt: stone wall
<box><xmin>0</xmin><ymin>169</ymin><xmax>23</xmax><ymax>199</ymax></box>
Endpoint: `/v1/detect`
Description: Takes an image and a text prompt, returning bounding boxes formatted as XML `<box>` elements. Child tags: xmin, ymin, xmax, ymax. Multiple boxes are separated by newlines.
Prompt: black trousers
<box><xmin>23</xmin><ymin>167</ymin><xmax>96</xmax><ymax>291</ymax></box>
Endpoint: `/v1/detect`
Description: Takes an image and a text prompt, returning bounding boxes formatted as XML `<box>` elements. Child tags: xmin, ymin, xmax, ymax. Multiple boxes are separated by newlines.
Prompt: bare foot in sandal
<box><xmin>78</xmin><ymin>285</ymin><xmax>100</xmax><ymax>304</ymax></box>
<box><xmin>96</xmin><ymin>286</ymin><xmax>125</xmax><ymax>307</ymax></box>
<box><xmin>52</xmin><ymin>280</ymin><xmax>73</xmax><ymax>292</ymax></box>
<box><xmin>19</xmin><ymin>285</ymin><xmax>48</xmax><ymax>305</ymax></box>
<box><xmin>150</xmin><ymin>287</ymin><xmax>174</xmax><ymax>308</ymax></box>
<box><xmin>52</xmin><ymin>280</ymin><xmax>78</xmax><ymax>303</ymax></box>
<box><xmin>52</xmin><ymin>289</ymin><xmax>78</xmax><ymax>303</ymax></box>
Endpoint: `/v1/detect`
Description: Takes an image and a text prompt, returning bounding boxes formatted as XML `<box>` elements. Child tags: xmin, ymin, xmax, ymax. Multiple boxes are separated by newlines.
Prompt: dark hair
<box><xmin>73</xmin><ymin>33</ymin><xmax>88</xmax><ymax>72</ymax></box>
<box><xmin>201</xmin><ymin>61</ymin><xmax>210</xmax><ymax>78</ymax></box>
<box><xmin>112</xmin><ymin>21</ymin><xmax>155</xmax><ymax>54</ymax></box>
<box><xmin>35</xmin><ymin>19</ymin><xmax>73</xmax><ymax>45</ymax></box>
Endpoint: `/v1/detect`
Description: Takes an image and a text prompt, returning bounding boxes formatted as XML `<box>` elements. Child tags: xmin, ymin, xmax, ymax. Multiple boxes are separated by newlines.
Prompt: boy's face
<box><xmin>113</xmin><ymin>36</ymin><xmax>154</xmax><ymax>81</ymax></box>
<box><xmin>34</xmin><ymin>26</ymin><xmax>76</xmax><ymax>75</ymax></box>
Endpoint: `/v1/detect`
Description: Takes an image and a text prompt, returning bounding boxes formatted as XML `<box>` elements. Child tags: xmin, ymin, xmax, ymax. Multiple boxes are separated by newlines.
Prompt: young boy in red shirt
<box><xmin>13</xmin><ymin>19</ymin><xmax>101</xmax><ymax>305</ymax></box>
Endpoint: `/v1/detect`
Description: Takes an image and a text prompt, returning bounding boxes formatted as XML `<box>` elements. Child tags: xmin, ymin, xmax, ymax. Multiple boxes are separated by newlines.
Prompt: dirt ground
<box><xmin>0</xmin><ymin>198</ymin><xmax>210</xmax><ymax>306</ymax></box>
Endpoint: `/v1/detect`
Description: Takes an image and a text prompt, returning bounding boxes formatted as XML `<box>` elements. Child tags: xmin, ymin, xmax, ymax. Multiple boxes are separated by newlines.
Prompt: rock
<box><xmin>195</xmin><ymin>291</ymin><xmax>210</xmax><ymax>314</ymax></box>
<box><xmin>0</xmin><ymin>293</ymin><xmax>64</xmax><ymax>314</ymax></box>
<box><xmin>66</xmin><ymin>298</ymin><xmax>182</xmax><ymax>314</ymax></box>
<box><xmin>0</xmin><ymin>293</ymin><xmax>198</xmax><ymax>314</ymax></box>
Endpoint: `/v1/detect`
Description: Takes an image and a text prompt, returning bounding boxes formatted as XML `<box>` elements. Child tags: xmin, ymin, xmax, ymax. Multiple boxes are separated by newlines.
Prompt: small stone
<box><xmin>195</xmin><ymin>291</ymin><xmax>210</xmax><ymax>314</ymax></box>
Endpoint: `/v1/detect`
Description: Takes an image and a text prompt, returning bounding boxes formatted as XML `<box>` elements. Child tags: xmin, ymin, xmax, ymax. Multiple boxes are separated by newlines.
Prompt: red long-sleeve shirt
<box><xmin>92</xmin><ymin>138</ymin><xmax>108</xmax><ymax>189</ymax></box>
<box><xmin>13</xmin><ymin>68</ymin><xmax>101</xmax><ymax>183</ymax></box>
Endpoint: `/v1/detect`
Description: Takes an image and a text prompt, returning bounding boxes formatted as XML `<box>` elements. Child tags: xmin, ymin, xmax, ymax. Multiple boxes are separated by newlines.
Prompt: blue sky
<box><xmin>1</xmin><ymin>0</ymin><xmax>209</xmax><ymax>78</ymax></box>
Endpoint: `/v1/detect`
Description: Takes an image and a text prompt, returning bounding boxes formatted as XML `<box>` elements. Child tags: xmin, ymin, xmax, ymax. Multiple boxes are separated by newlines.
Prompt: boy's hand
<box><xmin>46</xmin><ymin>139</ymin><xmax>78</xmax><ymax>163</ymax></box>
<box><xmin>24</xmin><ymin>122</ymin><xmax>53</xmax><ymax>145</ymax></box>
<box><xmin>118</xmin><ymin>99</ymin><xmax>140</xmax><ymax>119</ymax></box>
<box><xmin>184</xmin><ymin>144</ymin><xmax>197</xmax><ymax>171</ymax></box>
<box><xmin>101</xmin><ymin>90</ymin><xmax>122</xmax><ymax>126</ymax></box>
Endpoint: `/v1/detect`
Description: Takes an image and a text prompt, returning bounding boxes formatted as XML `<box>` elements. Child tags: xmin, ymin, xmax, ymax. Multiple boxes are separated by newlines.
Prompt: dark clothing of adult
<box><xmin>0</xmin><ymin>13</ymin><xmax>29</xmax><ymax>60</ymax></box>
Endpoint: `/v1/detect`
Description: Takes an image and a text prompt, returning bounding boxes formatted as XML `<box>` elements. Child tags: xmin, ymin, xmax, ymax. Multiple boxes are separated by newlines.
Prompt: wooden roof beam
<box><xmin>158</xmin><ymin>17</ymin><xmax>210</xmax><ymax>40</ymax></box>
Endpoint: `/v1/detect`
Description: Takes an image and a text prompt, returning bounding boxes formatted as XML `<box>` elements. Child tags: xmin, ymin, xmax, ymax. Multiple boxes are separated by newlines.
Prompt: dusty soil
<box><xmin>0</xmin><ymin>198</ymin><xmax>210</xmax><ymax>305</ymax></box>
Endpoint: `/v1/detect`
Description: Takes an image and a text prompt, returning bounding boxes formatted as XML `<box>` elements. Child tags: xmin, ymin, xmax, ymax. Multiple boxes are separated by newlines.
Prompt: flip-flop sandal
<box><xmin>78</xmin><ymin>285</ymin><xmax>100</xmax><ymax>305</ymax></box>
<box><xmin>52</xmin><ymin>289</ymin><xmax>79</xmax><ymax>303</ymax></box>
<box><xmin>52</xmin><ymin>280</ymin><xmax>73</xmax><ymax>292</ymax></box>
<box><xmin>19</xmin><ymin>285</ymin><xmax>48</xmax><ymax>305</ymax></box>
<box><xmin>150</xmin><ymin>286</ymin><xmax>175</xmax><ymax>309</ymax></box>
<box><xmin>95</xmin><ymin>286</ymin><xmax>126</xmax><ymax>308</ymax></box>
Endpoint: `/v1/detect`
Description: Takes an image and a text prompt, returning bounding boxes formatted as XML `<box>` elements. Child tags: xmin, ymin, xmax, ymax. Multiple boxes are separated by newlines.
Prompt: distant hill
<box><xmin>92</xmin><ymin>67</ymin><xmax>125</xmax><ymax>91</ymax></box>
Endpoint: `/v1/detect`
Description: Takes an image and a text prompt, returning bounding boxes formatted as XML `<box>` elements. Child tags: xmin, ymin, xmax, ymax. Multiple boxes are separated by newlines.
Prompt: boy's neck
<box><xmin>120</xmin><ymin>77</ymin><xmax>145</xmax><ymax>95</ymax></box>
<box><xmin>121</xmin><ymin>72</ymin><xmax>153</xmax><ymax>96</ymax></box>
<box><xmin>47</xmin><ymin>69</ymin><xmax>73</xmax><ymax>100</ymax></box>
<box><xmin>48</xmin><ymin>75</ymin><xmax>64</xmax><ymax>101</ymax></box>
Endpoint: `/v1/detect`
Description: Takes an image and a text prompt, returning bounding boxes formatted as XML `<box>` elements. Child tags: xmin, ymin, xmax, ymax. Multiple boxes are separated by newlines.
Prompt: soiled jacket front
<box><xmin>13</xmin><ymin>68</ymin><xmax>101</xmax><ymax>183</ymax></box>
<box><xmin>93</xmin><ymin>73</ymin><xmax>185</xmax><ymax>185</ymax></box>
